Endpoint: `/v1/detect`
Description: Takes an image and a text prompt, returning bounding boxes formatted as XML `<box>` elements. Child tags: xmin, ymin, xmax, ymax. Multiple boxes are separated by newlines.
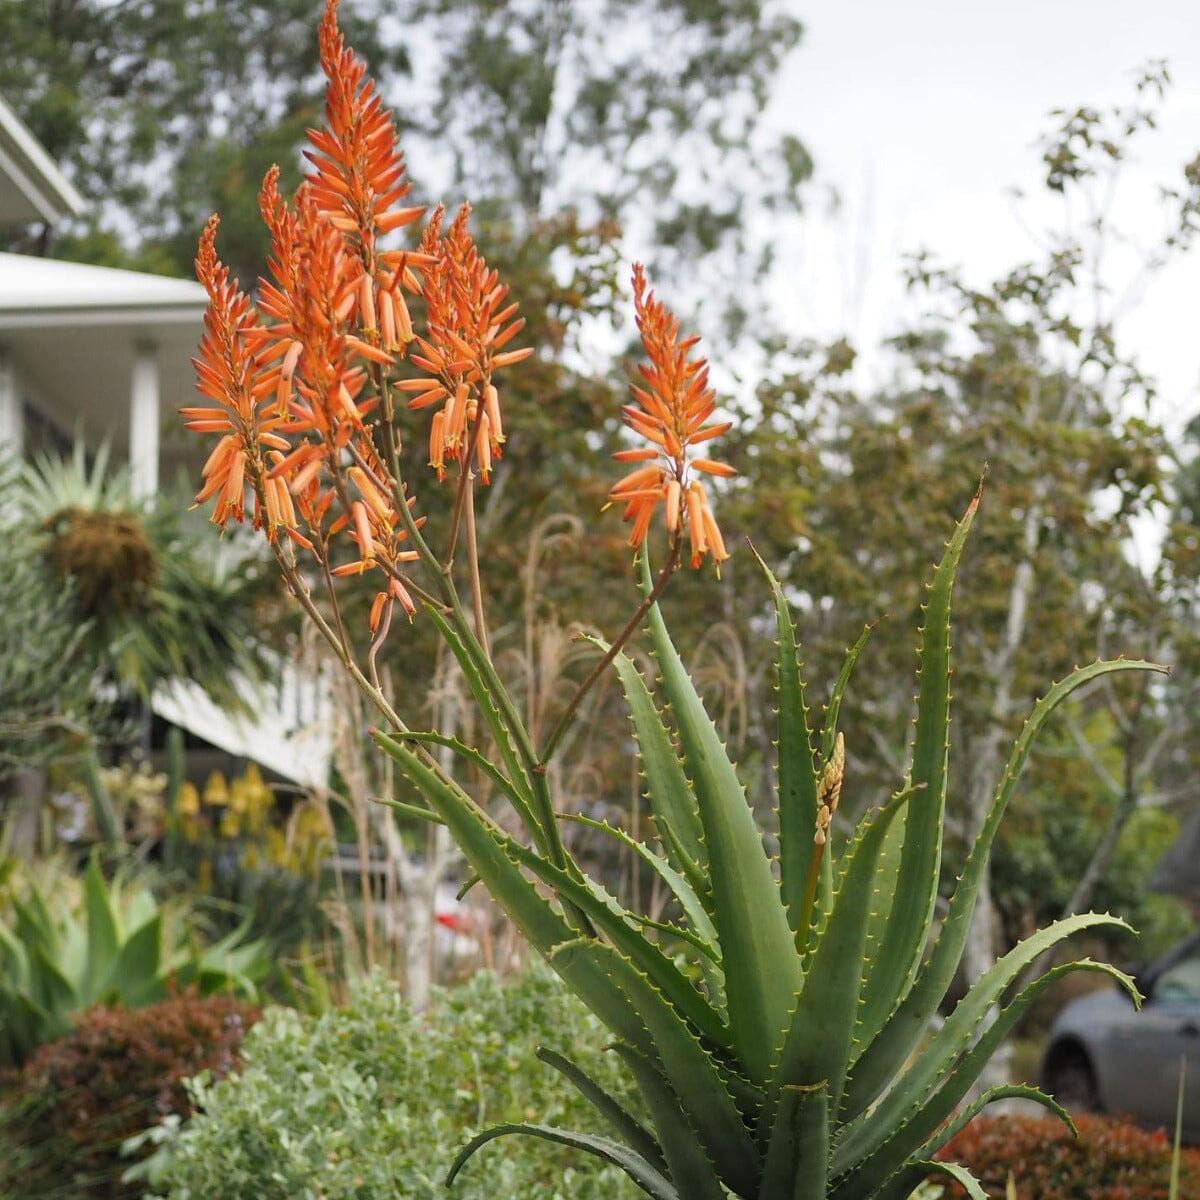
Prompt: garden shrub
<box><xmin>138</xmin><ymin>968</ymin><xmax>644</xmax><ymax>1200</ymax></box>
<box><xmin>936</xmin><ymin>1112</ymin><xmax>1200</xmax><ymax>1199</ymax></box>
<box><xmin>0</xmin><ymin>991</ymin><xmax>259</xmax><ymax>1200</ymax></box>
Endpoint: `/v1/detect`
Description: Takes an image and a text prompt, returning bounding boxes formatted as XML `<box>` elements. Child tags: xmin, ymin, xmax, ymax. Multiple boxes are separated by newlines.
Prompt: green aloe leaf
<box><xmin>917</xmin><ymin>1083</ymin><xmax>1073</xmax><ymax>1162</ymax></box>
<box><xmin>578</xmin><ymin>939</ymin><xmax>762</xmax><ymax>1196</ymax></box>
<box><xmin>889</xmin><ymin>1161</ymin><xmax>989</xmax><ymax>1200</ymax></box>
<box><xmin>639</xmin><ymin>554</ymin><xmax>800</xmax><ymax>1086</ymax></box>
<box><xmin>536</xmin><ymin>1046</ymin><xmax>667</xmax><ymax>1176</ymax></box>
<box><xmin>842</xmin><ymin>657</ymin><xmax>1163</xmax><ymax>1119</ymax></box>
<box><xmin>832</xmin><ymin>955</ymin><xmax>1135</xmax><ymax>1193</ymax></box>
<box><xmin>502</xmin><ymin>833</ymin><xmax>731</xmax><ymax>1046</ymax></box>
<box><xmin>393</xmin><ymin>728</ymin><xmax>541</xmax><ymax>837</ymax></box>
<box><xmin>821</xmin><ymin>621</ymin><xmax>877</xmax><ymax>765</ymax></box>
<box><xmin>750</xmin><ymin>547</ymin><xmax>821</xmax><ymax>936</ymax></box>
<box><xmin>853</xmin><ymin>489</ymin><xmax>979</xmax><ymax>1056</ymax></box>
<box><xmin>563</xmin><ymin>813</ymin><xmax>720</xmax><ymax>961</ymax></box>
<box><xmin>609</xmin><ymin>644</ymin><xmax>710</xmax><ymax>902</ymax></box>
<box><xmin>768</xmin><ymin>785</ymin><xmax>916</xmax><ymax>1123</ymax></box>
<box><xmin>614</xmin><ymin>1043</ymin><xmax>729</xmax><ymax>1200</ymax></box>
<box><xmin>377</xmin><ymin>796</ymin><xmax>445</xmax><ymax>824</ymax></box>
<box><xmin>758</xmin><ymin>1081</ymin><xmax>830</xmax><ymax>1200</ymax></box>
<box><xmin>375</xmin><ymin>731</ymin><xmax>649</xmax><ymax>1053</ymax></box>
<box><xmin>425</xmin><ymin>607</ymin><xmax>545</xmax><ymax>844</ymax></box>
<box><xmin>446</xmin><ymin>1123</ymin><xmax>679</xmax><ymax>1199</ymax></box>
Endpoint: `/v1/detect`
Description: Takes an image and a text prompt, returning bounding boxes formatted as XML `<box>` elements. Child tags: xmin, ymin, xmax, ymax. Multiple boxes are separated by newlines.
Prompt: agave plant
<box><xmin>180</xmin><ymin>5</ymin><xmax>1159</xmax><ymax>1196</ymax></box>
<box><xmin>0</xmin><ymin>854</ymin><xmax>269</xmax><ymax>1068</ymax></box>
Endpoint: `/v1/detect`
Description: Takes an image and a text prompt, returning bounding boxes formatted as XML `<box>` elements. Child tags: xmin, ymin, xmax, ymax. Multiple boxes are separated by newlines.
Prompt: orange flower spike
<box><xmin>311</xmin><ymin>0</ymin><xmax>423</xmax><ymax>251</ymax></box>
<box><xmin>189</xmin><ymin>216</ymin><xmax>280</xmax><ymax>530</ymax></box>
<box><xmin>609</xmin><ymin>264</ymin><xmax>735</xmax><ymax>568</ymax></box>
<box><xmin>409</xmin><ymin>203</ymin><xmax>528</xmax><ymax>483</ymax></box>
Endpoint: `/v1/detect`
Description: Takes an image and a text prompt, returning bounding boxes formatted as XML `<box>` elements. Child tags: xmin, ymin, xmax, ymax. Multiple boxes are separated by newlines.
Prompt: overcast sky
<box><xmin>770</xmin><ymin>0</ymin><xmax>1200</xmax><ymax>435</ymax></box>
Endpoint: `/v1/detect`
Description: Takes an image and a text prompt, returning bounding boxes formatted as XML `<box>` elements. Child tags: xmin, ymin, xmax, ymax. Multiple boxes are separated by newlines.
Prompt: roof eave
<box><xmin>0</xmin><ymin>95</ymin><xmax>87</xmax><ymax>225</ymax></box>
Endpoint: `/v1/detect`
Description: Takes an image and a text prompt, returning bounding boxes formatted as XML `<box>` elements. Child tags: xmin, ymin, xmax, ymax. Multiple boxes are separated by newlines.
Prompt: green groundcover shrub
<box><xmin>936</xmin><ymin>1112</ymin><xmax>1200</xmax><ymax>1199</ymax></box>
<box><xmin>0</xmin><ymin>991</ymin><xmax>260</xmax><ymax>1200</ymax></box>
<box><xmin>136</xmin><ymin>968</ymin><xmax>643</xmax><ymax>1200</ymax></box>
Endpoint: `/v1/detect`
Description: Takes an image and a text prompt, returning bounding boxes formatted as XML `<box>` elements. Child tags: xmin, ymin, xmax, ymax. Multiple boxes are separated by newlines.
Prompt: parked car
<box><xmin>1042</xmin><ymin>932</ymin><xmax>1200</xmax><ymax>1138</ymax></box>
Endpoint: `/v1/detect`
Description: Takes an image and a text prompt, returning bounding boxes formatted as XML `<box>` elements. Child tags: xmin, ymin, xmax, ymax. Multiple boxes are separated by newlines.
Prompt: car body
<box><xmin>1042</xmin><ymin>932</ymin><xmax>1200</xmax><ymax>1139</ymax></box>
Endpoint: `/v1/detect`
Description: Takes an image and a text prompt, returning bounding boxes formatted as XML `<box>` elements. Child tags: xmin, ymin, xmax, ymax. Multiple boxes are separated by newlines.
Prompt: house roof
<box><xmin>0</xmin><ymin>251</ymin><xmax>207</xmax><ymax>325</ymax></box>
<box><xmin>0</xmin><ymin>96</ymin><xmax>86</xmax><ymax>228</ymax></box>
<box><xmin>0</xmin><ymin>252</ymin><xmax>209</xmax><ymax>477</ymax></box>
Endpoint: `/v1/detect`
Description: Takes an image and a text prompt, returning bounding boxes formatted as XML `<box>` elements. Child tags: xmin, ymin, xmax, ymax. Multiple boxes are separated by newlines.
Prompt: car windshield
<box><xmin>1154</xmin><ymin>954</ymin><xmax>1200</xmax><ymax>1002</ymax></box>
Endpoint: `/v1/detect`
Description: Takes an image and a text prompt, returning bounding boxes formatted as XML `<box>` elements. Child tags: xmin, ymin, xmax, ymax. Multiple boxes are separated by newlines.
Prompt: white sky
<box><xmin>770</xmin><ymin>0</ymin><xmax>1200</xmax><ymax>436</ymax></box>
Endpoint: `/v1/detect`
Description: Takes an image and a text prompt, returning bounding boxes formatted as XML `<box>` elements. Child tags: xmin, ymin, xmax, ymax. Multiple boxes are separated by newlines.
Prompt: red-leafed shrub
<box><xmin>0</xmin><ymin>990</ymin><xmax>260</xmax><ymax>1199</ymax></box>
<box><xmin>937</xmin><ymin>1112</ymin><xmax>1200</xmax><ymax>1199</ymax></box>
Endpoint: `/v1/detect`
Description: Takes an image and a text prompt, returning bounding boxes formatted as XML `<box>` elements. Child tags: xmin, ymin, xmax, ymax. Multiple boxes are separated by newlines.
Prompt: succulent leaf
<box><xmin>391</xmin><ymin>728</ymin><xmax>541</xmax><ymax>835</ymax></box>
<box><xmin>768</xmin><ymin>784</ymin><xmax>916</xmax><ymax>1123</ymax></box>
<box><xmin>842</xmin><ymin>657</ymin><xmax>1163</xmax><ymax>1119</ymax></box>
<box><xmin>536</xmin><ymin>1046</ymin><xmax>668</xmax><ymax>1176</ymax></box>
<box><xmin>751</xmin><ymin>547</ymin><xmax>822</xmax><ymax>937</ymax></box>
<box><xmin>615</xmin><ymin>1043</ymin><xmax>730</xmax><ymax>1200</ymax></box>
<box><xmin>758</xmin><ymin>1081</ymin><xmax>830</xmax><ymax>1200</ymax></box>
<box><xmin>425</xmin><ymin>606</ymin><xmax>546</xmax><ymax>842</ymax></box>
<box><xmin>563</xmin><ymin>812</ymin><xmax>721</xmax><ymax>963</ymax></box>
<box><xmin>854</xmin><ymin>490</ymin><xmax>979</xmax><ymax>1055</ymax></box>
<box><xmin>609</xmin><ymin>643</ymin><xmax>711</xmax><ymax>903</ymax></box>
<box><xmin>446</xmin><ymin>1123</ymin><xmax>680</xmax><ymax>1199</ymax></box>
<box><xmin>639</xmin><ymin>554</ymin><xmax>801</xmax><ymax>1087</ymax></box>
<box><xmin>832</xmin><ymin>955</ymin><xmax>1136</xmax><ymax>1193</ymax></box>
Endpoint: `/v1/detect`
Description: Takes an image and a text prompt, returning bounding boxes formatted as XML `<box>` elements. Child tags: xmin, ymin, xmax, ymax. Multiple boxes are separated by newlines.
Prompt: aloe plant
<box><xmin>180</xmin><ymin>7</ymin><xmax>1160</xmax><ymax>1195</ymax></box>
<box><xmin>0</xmin><ymin>855</ymin><xmax>268</xmax><ymax>1067</ymax></box>
<box><xmin>371</xmin><ymin>493</ymin><xmax>1154</xmax><ymax>1200</ymax></box>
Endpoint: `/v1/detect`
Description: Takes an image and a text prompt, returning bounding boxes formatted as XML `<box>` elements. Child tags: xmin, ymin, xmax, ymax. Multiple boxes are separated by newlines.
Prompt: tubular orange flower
<box><xmin>609</xmin><ymin>264</ymin><xmax>734</xmax><ymax>568</ymax></box>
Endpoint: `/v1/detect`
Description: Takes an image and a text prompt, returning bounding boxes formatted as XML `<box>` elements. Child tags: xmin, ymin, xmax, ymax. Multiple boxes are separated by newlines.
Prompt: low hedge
<box><xmin>0</xmin><ymin>991</ymin><xmax>259</xmax><ymax>1199</ymax></box>
<box><xmin>936</xmin><ymin>1112</ymin><xmax>1200</xmax><ymax>1199</ymax></box>
<box><xmin>138</xmin><ymin>968</ymin><xmax>643</xmax><ymax>1200</ymax></box>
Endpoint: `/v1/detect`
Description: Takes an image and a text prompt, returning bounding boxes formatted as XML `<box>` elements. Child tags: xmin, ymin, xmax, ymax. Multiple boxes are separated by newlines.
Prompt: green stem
<box><xmin>795</xmin><ymin>839</ymin><xmax>825</xmax><ymax>954</ymax></box>
<box><xmin>538</xmin><ymin>539</ymin><xmax>680</xmax><ymax>768</ymax></box>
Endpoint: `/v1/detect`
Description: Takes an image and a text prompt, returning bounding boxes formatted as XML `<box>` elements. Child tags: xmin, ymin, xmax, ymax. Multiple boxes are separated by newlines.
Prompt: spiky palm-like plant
<box><xmin>16</xmin><ymin>443</ymin><xmax>276</xmax><ymax>712</ymax></box>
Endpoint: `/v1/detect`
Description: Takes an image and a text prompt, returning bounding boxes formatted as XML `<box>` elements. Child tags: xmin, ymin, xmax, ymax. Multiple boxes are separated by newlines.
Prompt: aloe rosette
<box><xmin>375</xmin><ymin>488</ymin><xmax>1156</xmax><ymax>1200</ymax></box>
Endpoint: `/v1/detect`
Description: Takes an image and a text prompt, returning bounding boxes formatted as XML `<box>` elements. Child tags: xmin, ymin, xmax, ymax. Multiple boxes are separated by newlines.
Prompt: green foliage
<box><xmin>0</xmin><ymin>991</ymin><xmax>259</xmax><ymax>1200</ymax></box>
<box><xmin>936</xmin><ymin>1114</ymin><xmax>1200</xmax><ymax>1200</ymax></box>
<box><xmin>135</xmin><ymin>969</ymin><xmax>643</xmax><ymax>1200</ymax></box>
<box><xmin>0</xmin><ymin>855</ymin><xmax>269</xmax><ymax>1068</ymax></box>
<box><xmin>375</xmin><ymin>499</ymin><xmax>1155</xmax><ymax>1198</ymax></box>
